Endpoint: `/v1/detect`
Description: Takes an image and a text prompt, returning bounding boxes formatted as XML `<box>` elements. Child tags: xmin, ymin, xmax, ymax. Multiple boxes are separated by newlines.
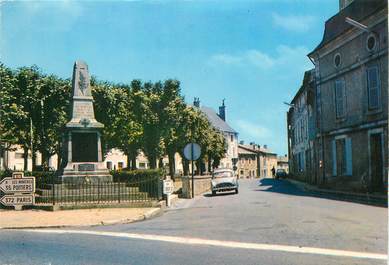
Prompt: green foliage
<box><xmin>111</xmin><ymin>169</ymin><xmax>164</xmax><ymax>182</ymax></box>
<box><xmin>1</xmin><ymin>63</ymin><xmax>227</xmax><ymax>175</ymax></box>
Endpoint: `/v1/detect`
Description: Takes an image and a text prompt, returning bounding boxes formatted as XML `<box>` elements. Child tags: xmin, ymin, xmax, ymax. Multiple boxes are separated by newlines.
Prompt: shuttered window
<box><xmin>335</xmin><ymin>80</ymin><xmax>346</xmax><ymax>118</ymax></box>
<box><xmin>332</xmin><ymin>137</ymin><xmax>353</xmax><ymax>176</ymax></box>
<box><xmin>367</xmin><ymin>66</ymin><xmax>380</xmax><ymax>109</ymax></box>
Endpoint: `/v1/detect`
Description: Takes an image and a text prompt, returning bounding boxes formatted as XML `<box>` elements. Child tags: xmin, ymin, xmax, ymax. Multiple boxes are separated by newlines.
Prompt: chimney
<box><xmin>193</xmin><ymin>97</ymin><xmax>200</xmax><ymax>108</ymax></box>
<box><xmin>263</xmin><ymin>144</ymin><xmax>268</xmax><ymax>149</ymax></box>
<box><xmin>239</xmin><ymin>140</ymin><xmax>244</xmax><ymax>145</ymax></box>
<box><xmin>218</xmin><ymin>99</ymin><xmax>226</xmax><ymax>121</ymax></box>
<box><xmin>339</xmin><ymin>0</ymin><xmax>354</xmax><ymax>10</ymax></box>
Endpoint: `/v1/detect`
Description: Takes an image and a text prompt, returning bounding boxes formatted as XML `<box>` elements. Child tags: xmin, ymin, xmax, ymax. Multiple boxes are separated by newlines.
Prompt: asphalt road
<box><xmin>0</xmin><ymin>178</ymin><xmax>387</xmax><ymax>265</ymax></box>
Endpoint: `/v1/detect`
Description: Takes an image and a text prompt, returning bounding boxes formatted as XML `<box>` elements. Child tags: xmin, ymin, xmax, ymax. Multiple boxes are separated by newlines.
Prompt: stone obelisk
<box><xmin>61</xmin><ymin>61</ymin><xmax>112</xmax><ymax>183</ymax></box>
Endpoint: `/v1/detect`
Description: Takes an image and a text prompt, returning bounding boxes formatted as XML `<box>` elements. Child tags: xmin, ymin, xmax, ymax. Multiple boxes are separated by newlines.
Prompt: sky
<box><xmin>0</xmin><ymin>0</ymin><xmax>338</xmax><ymax>155</ymax></box>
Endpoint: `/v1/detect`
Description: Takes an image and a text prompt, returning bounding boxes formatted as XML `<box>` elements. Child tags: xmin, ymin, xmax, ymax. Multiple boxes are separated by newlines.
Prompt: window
<box><xmin>334</xmin><ymin>53</ymin><xmax>341</xmax><ymax>68</ymax></box>
<box><xmin>332</xmin><ymin>137</ymin><xmax>352</xmax><ymax>176</ymax></box>
<box><xmin>334</xmin><ymin>80</ymin><xmax>346</xmax><ymax>118</ymax></box>
<box><xmin>15</xmin><ymin>153</ymin><xmax>24</xmax><ymax>159</ymax></box>
<box><xmin>367</xmin><ymin>66</ymin><xmax>380</xmax><ymax>110</ymax></box>
<box><xmin>139</xmin><ymin>162</ymin><xmax>146</xmax><ymax>169</ymax></box>
<box><xmin>118</xmin><ymin>162</ymin><xmax>123</xmax><ymax>170</ymax></box>
<box><xmin>230</xmin><ymin>135</ymin><xmax>233</xmax><ymax>142</ymax></box>
<box><xmin>106</xmin><ymin>161</ymin><xmax>112</xmax><ymax>170</ymax></box>
<box><xmin>366</xmin><ymin>34</ymin><xmax>377</xmax><ymax>52</ymax></box>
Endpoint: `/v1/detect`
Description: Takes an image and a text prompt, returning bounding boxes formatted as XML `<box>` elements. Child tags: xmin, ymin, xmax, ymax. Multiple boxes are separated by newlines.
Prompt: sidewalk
<box><xmin>0</xmin><ymin>207</ymin><xmax>162</xmax><ymax>229</ymax></box>
<box><xmin>285</xmin><ymin>178</ymin><xmax>387</xmax><ymax>207</ymax></box>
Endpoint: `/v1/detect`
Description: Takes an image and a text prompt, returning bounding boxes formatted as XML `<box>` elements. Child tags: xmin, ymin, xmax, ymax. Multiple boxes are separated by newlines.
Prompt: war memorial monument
<box><xmin>60</xmin><ymin>61</ymin><xmax>112</xmax><ymax>183</ymax></box>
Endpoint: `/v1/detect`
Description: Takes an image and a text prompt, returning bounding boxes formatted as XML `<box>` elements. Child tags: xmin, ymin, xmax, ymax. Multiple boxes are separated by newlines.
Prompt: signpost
<box><xmin>0</xmin><ymin>172</ymin><xmax>35</xmax><ymax>210</ymax></box>
<box><xmin>0</xmin><ymin>194</ymin><xmax>35</xmax><ymax>206</ymax></box>
<box><xmin>163</xmin><ymin>177</ymin><xmax>174</xmax><ymax>207</ymax></box>
<box><xmin>184</xmin><ymin>143</ymin><xmax>201</xmax><ymax>198</ymax></box>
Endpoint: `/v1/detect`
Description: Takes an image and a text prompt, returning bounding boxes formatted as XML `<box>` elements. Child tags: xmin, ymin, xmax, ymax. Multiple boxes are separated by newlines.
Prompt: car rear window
<box><xmin>213</xmin><ymin>171</ymin><xmax>233</xmax><ymax>178</ymax></box>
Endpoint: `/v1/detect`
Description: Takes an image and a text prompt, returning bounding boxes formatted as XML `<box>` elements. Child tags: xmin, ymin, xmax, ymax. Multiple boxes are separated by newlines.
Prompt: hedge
<box><xmin>111</xmin><ymin>169</ymin><xmax>164</xmax><ymax>182</ymax></box>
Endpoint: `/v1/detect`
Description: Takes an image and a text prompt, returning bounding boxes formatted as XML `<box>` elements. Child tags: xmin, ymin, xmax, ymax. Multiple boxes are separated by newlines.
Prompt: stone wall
<box><xmin>181</xmin><ymin>175</ymin><xmax>211</xmax><ymax>198</ymax></box>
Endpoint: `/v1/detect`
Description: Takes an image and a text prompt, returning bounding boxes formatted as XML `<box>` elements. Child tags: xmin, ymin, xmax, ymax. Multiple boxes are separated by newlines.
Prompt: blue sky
<box><xmin>1</xmin><ymin>0</ymin><xmax>338</xmax><ymax>155</ymax></box>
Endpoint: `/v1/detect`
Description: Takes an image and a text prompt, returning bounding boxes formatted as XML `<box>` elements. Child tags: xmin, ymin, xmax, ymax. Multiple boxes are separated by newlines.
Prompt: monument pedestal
<box><xmin>60</xmin><ymin>61</ymin><xmax>112</xmax><ymax>184</ymax></box>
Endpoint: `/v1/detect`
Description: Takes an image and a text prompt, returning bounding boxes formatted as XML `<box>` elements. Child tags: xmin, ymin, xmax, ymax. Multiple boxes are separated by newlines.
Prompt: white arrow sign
<box><xmin>0</xmin><ymin>177</ymin><xmax>35</xmax><ymax>193</ymax></box>
<box><xmin>0</xmin><ymin>194</ymin><xmax>35</xmax><ymax>206</ymax></box>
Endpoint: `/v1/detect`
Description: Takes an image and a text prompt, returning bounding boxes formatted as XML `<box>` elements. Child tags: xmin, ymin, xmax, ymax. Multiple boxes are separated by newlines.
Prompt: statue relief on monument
<box><xmin>60</xmin><ymin>61</ymin><xmax>112</xmax><ymax>183</ymax></box>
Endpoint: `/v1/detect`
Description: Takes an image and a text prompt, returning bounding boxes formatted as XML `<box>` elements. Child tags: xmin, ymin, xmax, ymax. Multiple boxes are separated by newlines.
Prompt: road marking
<box><xmin>21</xmin><ymin>229</ymin><xmax>387</xmax><ymax>261</ymax></box>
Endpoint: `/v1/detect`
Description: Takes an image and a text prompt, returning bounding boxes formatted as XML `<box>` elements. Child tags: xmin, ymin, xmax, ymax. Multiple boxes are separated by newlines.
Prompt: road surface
<box><xmin>0</xmin><ymin>178</ymin><xmax>387</xmax><ymax>265</ymax></box>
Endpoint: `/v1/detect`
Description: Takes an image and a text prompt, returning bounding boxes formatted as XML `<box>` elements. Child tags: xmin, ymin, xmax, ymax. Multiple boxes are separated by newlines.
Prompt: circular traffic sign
<box><xmin>183</xmin><ymin>143</ymin><xmax>201</xmax><ymax>161</ymax></box>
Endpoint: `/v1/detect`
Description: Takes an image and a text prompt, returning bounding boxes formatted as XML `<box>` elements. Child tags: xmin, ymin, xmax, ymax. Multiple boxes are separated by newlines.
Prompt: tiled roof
<box><xmin>200</xmin><ymin>106</ymin><xmax>237</xmax><ymax>134</ymax></box>
<box><xmin>309</xmin><ymin>0</ymin><xmax>387</xmax><ymax>55</ymax></box>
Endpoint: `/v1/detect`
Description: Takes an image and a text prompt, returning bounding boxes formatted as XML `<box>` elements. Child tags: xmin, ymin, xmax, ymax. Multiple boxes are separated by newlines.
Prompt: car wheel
<box><xmin>212</xmin><ymin>191</ymin><xmax>216</xmax><ymax>196</ymax></box>
<box><xmin>235</xmin><ymin>188</ymin><xmax>239</xmax><ymax>194</ymax></box>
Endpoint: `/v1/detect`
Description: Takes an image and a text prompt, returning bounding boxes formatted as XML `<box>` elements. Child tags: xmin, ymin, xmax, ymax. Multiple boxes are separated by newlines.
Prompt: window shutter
<box><xmin>367</xmin><ymin>67</ymin><xmax>380</xmax><ymax>109</ymax></box>
<box><xmin>345</xmin><ymin>138</ymin><xmax>352</xmax><ymax>176</ymax></box>
<box><xmin>335</xmin><ymin>80</ymin><xmax>345</xmax><ymax>118</ymax></box>
<box><xmin>332</xmin><ymin>140</ymin><xmax>337</xmax><ymax>176</ymax></box>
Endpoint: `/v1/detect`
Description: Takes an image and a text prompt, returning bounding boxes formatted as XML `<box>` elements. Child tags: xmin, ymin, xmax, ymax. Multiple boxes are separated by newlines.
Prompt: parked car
<box><xmin>211</xmin><ymin>169</ymin><xmax>239</xmax><ymax>196</ymax></box>
<box><xmin>275</xmin><ymin>169</ymin><xmax>288</xmax><ymax>179</ymax></box>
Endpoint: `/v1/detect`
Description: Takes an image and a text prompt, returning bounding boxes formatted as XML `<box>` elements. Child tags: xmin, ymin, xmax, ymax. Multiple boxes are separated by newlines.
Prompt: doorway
<box><xmin>369</xmin><ymin>133</ymin><xmax>384</xmax><ymax>192</ymax></box>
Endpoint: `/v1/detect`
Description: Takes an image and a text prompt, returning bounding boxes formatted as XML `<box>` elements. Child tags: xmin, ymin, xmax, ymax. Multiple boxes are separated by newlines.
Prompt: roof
<box><xmin>200</xmin><ymin>106</ymin><xmax>237</xmax><ymax>134</ymax></box>
<box><xmin>238</xmin><ymin>145</ymin><xmax>257</xmax><ymax>155</ymax></box>
<box><xmin>290</xmin><ymin>69</ymin><xmax>314</xmax><ymax>105</ymax></box>
<box><xmin>309</xmin><ymin>0</ymin><xmax>387</xmax><ymax>56</ymax></box>
<box><xmin>238</xmin><ymin>144</ymin><xmax>277</xmax><ymax>156</ymax></box>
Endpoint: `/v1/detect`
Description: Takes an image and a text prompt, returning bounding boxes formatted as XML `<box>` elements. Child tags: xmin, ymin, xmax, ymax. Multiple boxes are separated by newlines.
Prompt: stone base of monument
<box><xmin>61</xmin><ymin>162</ymin><xmax>113</xmax><ymax>184</ymax></box>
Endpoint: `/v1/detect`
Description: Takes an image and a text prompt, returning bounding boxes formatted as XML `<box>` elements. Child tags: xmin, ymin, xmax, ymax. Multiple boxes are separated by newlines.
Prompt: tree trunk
<box><xmin>149</xmin><ymin>156</ymin><xmax>157</xmax><ymax>169</ymax></box>
<box><xmin>158</xmin><ymin>157</ymin><xmax>163</xmax><ymax>169</ymax></box>
<box><xmin>57</xmin><ymin>153</ymin><xmax>62</xmax><ymax>171</ymax></box>
<box><xmin>168</xmin><ymin>152</ymin><xmax>176</xmax><ymax>180</ymax></box>
<box><xmin>126</xmin><ymin>153</ymin><xmax>131</xmax><ymax>170</ymax></box>
<box><xmin>131</xmin><ymin>155</ymin><xmax>137</xmax><ymax>170</ymax></box>
<box><xmin>183</xmin><ymin>159</ymin><xmax>189</xmax><ymax>176</ymax></box>
<box><xmin>23</xmin><ymin>146</ymin><xmax>28</xmax><ymax>171</ymax></box>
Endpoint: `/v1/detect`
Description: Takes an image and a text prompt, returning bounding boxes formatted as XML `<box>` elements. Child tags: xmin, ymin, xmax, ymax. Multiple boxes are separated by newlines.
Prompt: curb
<box><xmin>285</xmin><ymin>178</ymin><xmax>387</xmax><ymax>207</ymax></box>
<box><xmin>0</xmin><ymin>207</ymin><xmax>164</xmax><ymax>230</ymax></box>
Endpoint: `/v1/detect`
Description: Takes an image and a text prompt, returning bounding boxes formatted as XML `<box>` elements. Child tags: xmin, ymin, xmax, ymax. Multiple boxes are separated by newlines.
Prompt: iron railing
<box><xmin>35</xmin><ymin>175</ymin><xmax>163</xmax><ymax>205</ymax></box>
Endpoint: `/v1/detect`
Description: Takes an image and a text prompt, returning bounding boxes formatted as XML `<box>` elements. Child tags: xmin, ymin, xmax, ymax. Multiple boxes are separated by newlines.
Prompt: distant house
<box><xmin>237</xmin><ymin>142</ymin><xmax>278</xmax><ymax>178</ymax></box>
<box><xmin>238</xmin><ymin>144</ymin><xmax>259</xmax><ymax>179</ymax></box>
<box><xmin>277</xmin><ymin>155</ymin><xmax>289</xmax><ymax>173</ymax></box>
<box><xmin>194</xmin><ymin>98</ymin><xmax>238</xmax><ymax>170</ymax></box>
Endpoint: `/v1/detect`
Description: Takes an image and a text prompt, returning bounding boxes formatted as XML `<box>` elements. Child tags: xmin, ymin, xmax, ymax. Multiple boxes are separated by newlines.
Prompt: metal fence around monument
<box><xmin>34</xmin><ymin>175</ymin><xmax>163</xmax><ymax>206</ymax></box>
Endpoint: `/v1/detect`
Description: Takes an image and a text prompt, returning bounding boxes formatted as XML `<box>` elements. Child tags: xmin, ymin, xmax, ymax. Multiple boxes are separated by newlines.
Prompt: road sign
<box><xmin>163</xmin><ymin>180</ymin><xmax>174</xmax><ymax>195</ymax></box>
<box><xmin>0</xmin><ymin>177</ymin><xmax>35</xmax><ymax>193</ymax></box>
<box><xmin>183</xmin><ymin>143</ymin><xmax>201</xmax><ymax>161</ymax></box>
<box><xmin>0</xmin><ymin>194</ymin><xmax>35</xmax><ymax>206</ymax></box>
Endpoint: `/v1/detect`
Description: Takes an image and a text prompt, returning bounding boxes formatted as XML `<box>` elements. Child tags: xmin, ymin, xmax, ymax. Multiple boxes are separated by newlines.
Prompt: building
<box><xmin>277</xmin><ymin>155</ymin><xmax>289</xmax><ymax>173</ymax></box>
<box><xmin>194</xmin><ymin>98</ymin><xmax>239</xmax><ymax>170</ymax></box>
<box><xmin>238</xmin><ymin>144</ymin><xmax>259</xmax><ymax>179</ymax></box>
<box><xmin>258</xmin><ymin>145</ymin><xmax>278</xmax><ymax>178</ymax></box>
<box><xmin>237</xmin><ymin>142</ymin><xmax>279</xmax><ymax>178</ymax></box>
<box><xmin>287</xmin><ymin>70</ymin><xmax>317</xmax><ymax>183</ymax></box>
<box><xmin>307</xmin><ymin>0</ymin><xmax>388</xmax><ymax>192</ymax></box>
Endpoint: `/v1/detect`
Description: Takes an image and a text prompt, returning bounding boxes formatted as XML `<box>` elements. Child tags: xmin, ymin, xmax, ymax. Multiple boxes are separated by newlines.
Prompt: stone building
<box><xmin>277</xmin><ymin>155</ymin><xmax>289</xmax><ymax>173</ymax></box>
<box><xmin>237</xmin><ymin>142</ymin><xmax>278</xmax><ymax>178</ymax></box>
<box><xmin>307</xmin><ymin>0</ymin><xmax>388</xmax><ymax>192</ymax></box>
<box><xmin>194</xmin><ymin>98</ymin><xmax>239</xmax><ymax>170</ymax></box>
<box><xmin>287</xmin><ymin>70</ymin><xmax>317</xmax><ymax>183</ymax></box>
<box><xmin>238</xmin><ymin>144</ymin><xmax>259</xmax><ymax>179</ymax></box>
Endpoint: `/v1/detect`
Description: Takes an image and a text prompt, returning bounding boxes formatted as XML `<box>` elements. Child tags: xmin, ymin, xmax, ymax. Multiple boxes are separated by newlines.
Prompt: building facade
<box><xmin>194</xmin><ymin>98</ymin><xmax>239</xmax><ymax>170</ymax></box>
<box><xmin>307</xmin><ymin>0</ymin><xmax>388</xmax><ymax>192</ymax></box>
<box><xmin>287</xmin><ymin>70</ymin><xmax>318</xmax><ymax>183</ymax></box>
<box><xmin>277</xmin><ymin>155</ymin><xmax>289</xmax><ymax>173</ymax></box>
<box><xmin>237</xmin><ymin>143</ymin><xmax>279</xmax><ymax>178</ymax></box>
<box><xmin>238</xmin><ymin>144</ymin><xmax>259</xmax><ymax>179</ymax></box>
